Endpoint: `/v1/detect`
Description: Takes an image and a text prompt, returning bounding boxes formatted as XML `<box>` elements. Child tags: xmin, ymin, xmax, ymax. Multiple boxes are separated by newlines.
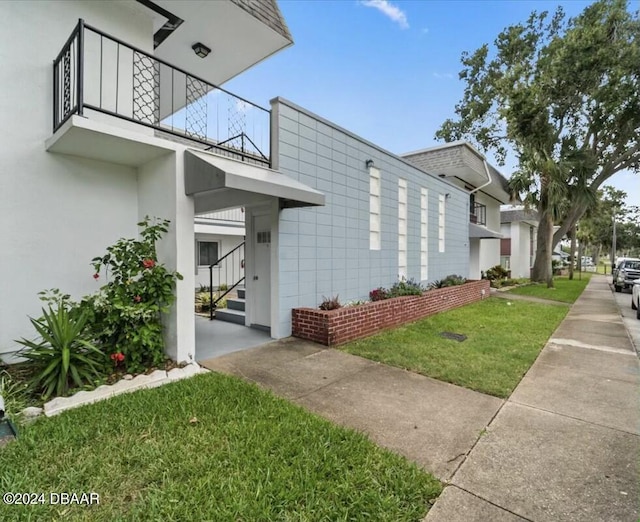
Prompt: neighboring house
<box><xmin>402</xmin><ymin>142</ymin><xmax>512</xmax><ymax>280</ymax></box>
<box><xmin>1</xmin><ymin>1</ymin><xmax>471</xmax><ymax>363</ymax></box>
<box><xmin>194</xmin><ymin>208</ymin><xmax>245</xmax><ymax>290</ymax></box>
<box><xmin>552</xmin><ymin>250</ymin><xmax>570</xmax><ymax>263</ymax></box>
<box><xmin>500</xmin><ymin>207</ymin><xmax>539</xmax><ymax>278</ymax></box>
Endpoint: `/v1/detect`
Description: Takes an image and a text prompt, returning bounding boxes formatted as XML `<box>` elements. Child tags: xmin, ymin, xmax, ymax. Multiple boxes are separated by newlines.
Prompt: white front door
<box><xmin>252</xmin><ymin>213</ymin><xmax>271</xmax><ymax>328</ymax></box>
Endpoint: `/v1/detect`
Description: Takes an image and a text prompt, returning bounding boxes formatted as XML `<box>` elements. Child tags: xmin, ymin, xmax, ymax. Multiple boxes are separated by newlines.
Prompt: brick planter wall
<box><xmin>292</xmin><ymin>279</ymin><xmax>490</xmax><ymax>346</ymax></box>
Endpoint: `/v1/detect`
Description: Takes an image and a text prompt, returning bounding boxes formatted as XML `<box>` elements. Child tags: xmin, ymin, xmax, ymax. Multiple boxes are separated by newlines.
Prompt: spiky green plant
<box><xmin>16</xmin><ymin>306</ymin><xmax>105</xmax><ymax>399</ymax></box>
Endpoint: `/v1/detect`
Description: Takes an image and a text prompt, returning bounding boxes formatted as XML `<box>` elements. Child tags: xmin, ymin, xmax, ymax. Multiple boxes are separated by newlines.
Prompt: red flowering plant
<box><xmin>369</xmin><ymin>287</ymin><xmax>389</xmax><ymax>302</ymax></box>
<box><xmin>110</xmin><ymin>351</ymin><xmax>125</xmax><ymax>366</ymax></box>
<box><xmin>83</xmin><ymin>217</ymin><xmax>183</xmax><ymax>373</ymax></box>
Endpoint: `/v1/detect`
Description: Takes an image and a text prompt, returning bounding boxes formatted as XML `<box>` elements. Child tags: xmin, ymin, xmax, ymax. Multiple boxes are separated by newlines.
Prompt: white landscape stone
<box><xmin>167</xmin><ymin>363</ymin><xmax>208</xmax><ymax>382</ymax></box>
<box><xmin>21</xmin><ymin>406</ymin><xmax>44</xmax><ymax>418</ymax></box>
<box><xmin>44</xmin><ymin>363</ymin><xmax>206</xmax><ymax>417</ymax></box>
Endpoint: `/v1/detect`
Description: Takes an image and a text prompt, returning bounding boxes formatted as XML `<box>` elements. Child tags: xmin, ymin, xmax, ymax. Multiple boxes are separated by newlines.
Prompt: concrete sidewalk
<box><xmin>201</xmin><ymin>274</ymin><xmax>639</xmax><ymax>521</ymax></box>
<box><xmin>427</xmin><ymin>274</ymin><xmax>640</xmax><ymax>522</ymax></box>
<box><xmin>201</xmin><ymin>340</ymin><xmax>503</xmax><ymax>480</ymax></box>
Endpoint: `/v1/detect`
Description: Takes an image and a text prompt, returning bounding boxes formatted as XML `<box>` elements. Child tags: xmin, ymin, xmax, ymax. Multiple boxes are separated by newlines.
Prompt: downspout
<box><xmin>469</xmin><ymin>160</ymin><xmax>492</xmax><ymax>194</ymax></box>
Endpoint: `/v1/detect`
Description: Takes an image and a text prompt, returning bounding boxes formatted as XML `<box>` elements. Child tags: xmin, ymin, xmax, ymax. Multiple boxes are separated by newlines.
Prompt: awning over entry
<box><xmin>469</xmin><ymin>223</ymin><xmax>503</xmax><ymax>239</ymax></box>
<box><xmin>185</xmin><ymin>149</ymin><xmax>325</xmax><ymax>213</ymax></box>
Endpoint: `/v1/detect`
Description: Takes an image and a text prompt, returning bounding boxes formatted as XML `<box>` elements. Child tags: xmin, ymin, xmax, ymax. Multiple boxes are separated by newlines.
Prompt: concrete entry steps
<box><xmin>215</xmin><ymin>286</ymin><xmax>246</xmax><ymax>324</ymax></box>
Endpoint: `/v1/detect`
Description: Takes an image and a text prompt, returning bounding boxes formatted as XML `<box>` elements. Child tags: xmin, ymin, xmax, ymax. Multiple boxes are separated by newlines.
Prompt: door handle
<box><xmin>253</xmin><ymin>275</ymin><xmax>259</xmax><ymax>280</ymax></box>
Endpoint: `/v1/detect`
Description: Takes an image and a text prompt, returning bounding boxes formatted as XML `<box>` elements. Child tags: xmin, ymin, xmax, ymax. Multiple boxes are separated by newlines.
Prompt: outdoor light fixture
<box><xmin>192</xmin><ymin>42</ymin><xmax>211</xmax><ymax>58</ymax></box>
<box><xmin>365</xmin><ymin>159</ymin><xmax>375</xmax><ymax>169</ymax></box>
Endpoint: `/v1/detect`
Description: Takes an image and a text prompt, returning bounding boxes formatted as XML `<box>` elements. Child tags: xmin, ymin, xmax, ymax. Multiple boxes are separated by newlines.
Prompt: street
<box><xmin>610</xmin><ymin>278</ymin><xmax>640</xmax><ymax>353</ymax></box>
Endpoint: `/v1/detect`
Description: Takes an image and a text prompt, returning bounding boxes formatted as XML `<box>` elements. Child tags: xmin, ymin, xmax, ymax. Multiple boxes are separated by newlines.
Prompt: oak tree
<box><xmin>436</xmin><ymin>0</ymin><xmax>640</xmax><ymax>284</ymax></box>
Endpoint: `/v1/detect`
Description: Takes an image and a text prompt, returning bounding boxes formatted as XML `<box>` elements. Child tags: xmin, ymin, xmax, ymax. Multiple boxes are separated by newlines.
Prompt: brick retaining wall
<box><xmin>292</xmin><ymin>279</ymin><xmax>490</xmax><ymax>346</ymax></box>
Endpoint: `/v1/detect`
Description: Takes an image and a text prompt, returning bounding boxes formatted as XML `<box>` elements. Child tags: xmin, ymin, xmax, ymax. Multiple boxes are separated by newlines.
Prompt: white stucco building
<box><xmin>2</xmin><ymin>0</ymin><xmax>481</xmax><ymax>364</ymax></box>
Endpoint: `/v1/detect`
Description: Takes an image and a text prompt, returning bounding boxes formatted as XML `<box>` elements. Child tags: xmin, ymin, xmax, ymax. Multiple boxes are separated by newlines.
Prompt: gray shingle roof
<box><xmin>231</xmin><ymin>0</ymin><xmax>293</xmax><ymax>42</ymax></box>
<box><xmin>501</xmin><ymin>208</ymin><xmax>539</xmax><ymax>224</ymax></box>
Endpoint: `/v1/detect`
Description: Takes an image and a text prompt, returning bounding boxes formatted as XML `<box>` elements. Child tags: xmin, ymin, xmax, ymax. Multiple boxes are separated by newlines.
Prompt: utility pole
<box><xmin>611</xmin><ymin>215</ymin><xmax>617</xmax><ymax>272</ymax></box>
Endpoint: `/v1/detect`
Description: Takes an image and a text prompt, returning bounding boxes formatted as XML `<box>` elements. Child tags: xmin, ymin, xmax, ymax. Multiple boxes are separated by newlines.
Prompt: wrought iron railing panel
<box><xmin>470</xmin><ymin>202</ymin><xmax>487</xmax><ymax>226</ymax></box>
<box><xmin>53</xmin><ymin>19</ymin><xmax>270</xmax><ymax>166</ymax></box>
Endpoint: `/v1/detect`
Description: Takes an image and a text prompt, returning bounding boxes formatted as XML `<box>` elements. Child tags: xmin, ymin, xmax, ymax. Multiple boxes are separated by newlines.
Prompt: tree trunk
<box><xmin>553</xmin><ymin>201</ymin><xmax>588</xmax><ymax>251</ymax></box>
<box><xmin>568</xmin><ymin>225</ymin><xmax>576</xmax><ymax>280</ymax></box>
<box><xmin>531</xmin><ymin>210</ymin><xmax>555</xmax><ymax>286</ymax></box>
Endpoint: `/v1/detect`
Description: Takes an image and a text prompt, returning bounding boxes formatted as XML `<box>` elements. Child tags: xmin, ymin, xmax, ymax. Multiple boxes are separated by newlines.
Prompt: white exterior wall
<box><xmin>194</xmin><ymin>233</ymin><xmax>245</xmax><ymax>289</ymax></box>
<box><xmin>0</xmin><ymin>2</ymin><xmax>199</xmax><ymax>363</ymax></box>
<box><xmin>137</xmin><ymin>151</ymin><xmax>195</xmax><ymax>363</ymax></box>
<box><xmin>0</xmin><ymin>2</ymin><xmax>156</xmax><ymax>360</ymax></box>
<box><xmin>500</xmin><ymin>221</ymin><xmax>536</xmax><ymax>278</ymax></box>
<box><xmin>511</xmin><ymin>222</ymin><xmax>535</xmax><ymax>279</ymax></box>
<box><xmin>475</xmin><ymin>191</ymin><xmax>501</xmax><ymax>276</ymax></box>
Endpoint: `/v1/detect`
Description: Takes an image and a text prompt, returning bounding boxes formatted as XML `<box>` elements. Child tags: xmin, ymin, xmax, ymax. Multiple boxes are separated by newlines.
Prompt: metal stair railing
<box><xmin>209</xmin><ymin>241</ymin><xmax>245</xmax><ymax>320</ymax></box>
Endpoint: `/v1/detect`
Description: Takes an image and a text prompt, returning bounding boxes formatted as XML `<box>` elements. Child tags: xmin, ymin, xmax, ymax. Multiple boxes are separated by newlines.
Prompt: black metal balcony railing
<box><xmin>470</xmin><ymin>202</ymin><xmax>487</xmax><ymax>226</ymax></box>
<box><xmin>53</xmin><ymin>19</ymin><xmax>270</xmax><ymax>166</ymax></box>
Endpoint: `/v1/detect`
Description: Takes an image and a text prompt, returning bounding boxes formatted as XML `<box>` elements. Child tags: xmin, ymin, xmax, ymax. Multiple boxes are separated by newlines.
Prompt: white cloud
<box><xmin>433</xmin><ymin>72</ymin><xmax>454</xmax><ymax>79</ymax></box>
<box><xmin>360</xmin><ymin>0</ymin><xmax>409</xmax><ymax>29</ymax></box>
<box><xmin>421</xmin><ymin>27</ymin><xmax>429</xmax><ymax>34</ymax></box>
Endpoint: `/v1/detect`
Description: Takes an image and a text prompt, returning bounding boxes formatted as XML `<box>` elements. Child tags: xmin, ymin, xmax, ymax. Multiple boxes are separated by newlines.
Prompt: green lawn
<box><xmin>506</xmin><ymin>273</ymin><xmax>592</xmax><ymax>303</ymax></box>
<box><xmin>340</xmin><ymin>298</ymin><xmax>568</xmax><ymax>398</ymax></box>
<box><xmin>0</xmin><ymin>373</ymin><xmax>440</xmax><ymax>522</ymax></box>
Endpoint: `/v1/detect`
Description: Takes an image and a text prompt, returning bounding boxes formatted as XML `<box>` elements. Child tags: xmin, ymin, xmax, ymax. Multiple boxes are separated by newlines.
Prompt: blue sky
<box><xmin>226</xmin><ymin>0</ymin><xmax>638</xmax><ymax>209</ymax></box>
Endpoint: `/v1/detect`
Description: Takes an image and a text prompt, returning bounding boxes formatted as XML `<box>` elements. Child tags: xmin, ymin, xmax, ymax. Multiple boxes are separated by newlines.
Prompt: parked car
<box><xmin>613</xmin><ymin>257</ymin><xmax>637</xmax><ymax>280</ymax></box>
<box><xmin>632</xmin><ymin>280</ymin><xmax>640</xmax><ymax>320</ymax></box>
<box><xmin>614</xmin><ymin>258</ymin><xmax>640</xmax><ymax>292</ymax></box>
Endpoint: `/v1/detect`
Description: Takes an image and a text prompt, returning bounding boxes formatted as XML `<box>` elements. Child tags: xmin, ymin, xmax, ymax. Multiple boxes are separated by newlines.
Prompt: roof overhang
<box><xmin>469</xmin><ymin>223</ymin><xmax>503</xmax><ymax>239</ymax></box>
<box><xmin>136</xmin><ymin>0</ymin><xmax>293</xmax><ymax>87</ymax></box>
<box><xmin>185</xmin><ymin>149</ymin><xmax>325</xmax><ymax>213</ymax></box>
<box><xmin>402</xmin><ymin>142</ymin><xmax>512</xmax><ymax>204</ymax></box>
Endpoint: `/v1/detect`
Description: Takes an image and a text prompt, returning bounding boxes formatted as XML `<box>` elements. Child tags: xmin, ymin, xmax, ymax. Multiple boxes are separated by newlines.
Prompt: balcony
<box><xmin>470</xmin><ymin>202</ymin><xmax>487</xmax><ymax>226</ymax></box>
<box><xmin>52</xmin><ymin>20</ymin><xmax>270</xmax><ymax>167</ymax></box>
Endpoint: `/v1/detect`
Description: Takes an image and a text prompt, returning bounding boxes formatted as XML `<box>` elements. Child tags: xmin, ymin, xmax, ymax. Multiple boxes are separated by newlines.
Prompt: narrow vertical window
<box><xmin>398</xmin><ymin>178</ymin><xmax>407</xmax><ymax>279</ymax></box>
<box><xmin>369</xmin><ymin>167</ymin><xmax>381</xmax><ymax>250</ymax></box>
<box><xmin>438</xmin><ymin>194</ymin><xmax>446</xmax><ymax>253</ymax></box>
<box><xmin>420</xmin><ymin>188</ymin><xmax>428</xmax><ymax>280</ymax></box>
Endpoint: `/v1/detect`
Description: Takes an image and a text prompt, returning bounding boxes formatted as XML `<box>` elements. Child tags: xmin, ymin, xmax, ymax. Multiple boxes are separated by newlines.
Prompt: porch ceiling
<box><xmin>185</xmin><ymin>149</ymin><xmax>325</xmax><ymax>214</ymax></box>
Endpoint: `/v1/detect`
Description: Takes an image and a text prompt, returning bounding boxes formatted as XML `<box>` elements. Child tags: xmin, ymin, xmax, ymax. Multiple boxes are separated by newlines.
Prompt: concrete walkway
<box><xmin>427</xmin><ymin>274</ymin><xmax>640</xmax><ymax>522</ymax></box>
<box><xmin>201</xmin><ymin>274</ymin><xmax>639</xmax><ymax>521</ymax></box>
<box><xmin>491</xmin><ymin>288</ymin><xmax>571</xmax><ymax>307</ymax></box>
<box><xmin>201</xmin><ymin>340</ymin><xmax>504</xmax><ymax>481</ymax></box>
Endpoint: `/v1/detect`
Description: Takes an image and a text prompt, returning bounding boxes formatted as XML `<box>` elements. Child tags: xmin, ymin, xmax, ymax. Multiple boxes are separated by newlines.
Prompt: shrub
<box><xmin>195</xmin><ymin>292</ymin><xmax>211</xmax><ymax>313</ymax></box>
<box><xmin>369</xmin><ymin>287</ymin><xmax>390</xmax><ymax>301</ymax></box>
<box><xmin>429</xmin><ymin>274</ymin><xmax>467</xmax><ymax>289</ymax></box>
<box><xmin>485</xmin><ymin>265</ymin><xmax>510</xmax><ymax>281</ymax></box>
<box><xmin>389</xmin><ymin>277</ymin><xmax>424</xmax><ymax>297</ymax></box>
<box><xmin>16</xmin><ymin>306</ymin><xmax>105</xmax><ymax>400</ymax></box>
<box><xmin>319</xmin><ymin>295</ymin><xmax>342</xmax><ymax>310</ymax></box>
<box><xmin>0</xmin><ymin>370</ymin><xmax>29</xmax><ymax>420</ymax></box>
<box><xmin>87</xmin><ymin>217</ymin><xmax>183</xmax><ymax>374</ymax></box>
<box><xmin>218</xmin><ymin>283</ymin><xmax>229</xmax><ymax>292</ymax></box>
